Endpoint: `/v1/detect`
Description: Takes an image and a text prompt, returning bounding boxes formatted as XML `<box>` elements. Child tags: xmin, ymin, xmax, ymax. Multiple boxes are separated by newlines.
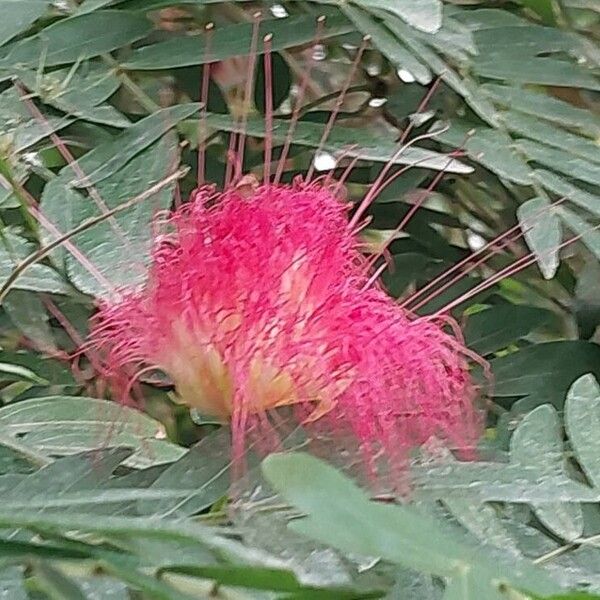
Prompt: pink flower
<box><xmin>89</xmin><ymin>179</ymin><xmax>482</xmax><ymax>476</ymax></box>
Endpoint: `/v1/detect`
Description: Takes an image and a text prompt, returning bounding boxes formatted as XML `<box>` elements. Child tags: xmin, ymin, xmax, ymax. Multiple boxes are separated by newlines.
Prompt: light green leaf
<box><xmin>0</xmin><ymin>362</ymin><xmax>48</xmax><ymax>385</ymax></box>
<box><xmin>519</xmin><ymin>140</ymin><xmax>600</xmax><ymax>186</ymax></box>
<box><xmin>15</xmin><ymin>62</ymin><xmax>130</xmax><ymax>128</ymax></box>
<box><xmin>0</xmin><ymin>567</ymin><xmax>27</xmax><ymax>600</ymax></box>
<box><xmin>565</xmin><ymin>374</ymin><xmax>600</xmax><ymax>489</ymax></box>
<box><xmin>342</xmin><ymin>5</ymin><xmax>431</xmax><ymax>84</ymax></box>
<box><xmin>3</xmin><ymin>290</ymin><xmax>56</xmax><ymax>353</ymax></box>
<box><xmin>263</xmin><ymin>453</ymin><xmax>561</xmax><ymax>597</ymax></box>
<box><xmin>0</xmin><ymin>1</ymin><xmax>50</xmax><ymax>48</ymax></box>
<box><xmin>482</xmin><ymin>84</ymin><xmax>600</xmax><ymax>136</ymax></box>
<box><xmin>0</xmin><ymin>396</ymin><xmax>186</xmax><ymax>468</ymax></box>
<box><xmin>0</xmin><ymin>232</ymin><xmax>70</xmax><ymax>295</ymax></box>
<box><xmin>385</xmin><ymin>18</ymin><xmax>498</xmax><ymax>125</ymax></box>
<box><xmin>3</xmin><ymin>11</ymin><xmax>152</xmax><ymax>67</ymax></box>
<box><xmin>137</xmin><ymin>429</ymin><xmax>231</xmax><ymax>518</ymax></box>
<box><xmin>510</xmin><ymin>404</ymin><xmax>584</xmax><ymax>541</ymax></box>
<box><xmin>535</xmin><ymin>170</ymin><xmax>600</xmax><ymax>217</ymax></box>
<box><xmin>356</xmin><ymin>0</ymin><xmax>443</xmax><ymax>34</ymax></box>
<box><xmin>503</xmin><ymin>112</ymin><xmax>600</xmax><ymax>165</ymax></box>
<box><xmin>558</xmin><ymin>207</ymin><xmax>600</xmax><ymax>261</ymax></box>
<box><xmin>474</xmin><ymin>57</ymin><xmax>600</xmax><ymax>90</ymax></box>
<box><xmin>67</xmin><ymin>103</ymin><xmax>199</xmax><ymax>187</ymax></box>
<box><xmin>517</xmin><ymin>196</ymin><xmax>561</xmax><ymax>280</ymax></box>
<box><xmin>57</xmin><ymin>135</ymin><xmax>178</xmax><ymax>297</ymax></box>
<box><xmin>436</xmin><ymin>121</ymin><xmax>533</xmax><ymax>184</ymax></box>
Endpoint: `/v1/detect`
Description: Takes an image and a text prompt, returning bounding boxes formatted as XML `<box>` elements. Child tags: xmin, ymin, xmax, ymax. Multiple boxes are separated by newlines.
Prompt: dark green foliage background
<box><xmin>0</xmin><ymin>0</ymin><xmax>599</xmax><ymax>598</ymax></box>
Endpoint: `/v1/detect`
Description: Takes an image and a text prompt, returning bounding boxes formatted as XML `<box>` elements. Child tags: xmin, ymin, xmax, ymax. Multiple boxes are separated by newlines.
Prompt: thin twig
<box><xmin>0</xmin><ymin>168</ymin><xmax>188</xmax><ymax>303</ymax></box>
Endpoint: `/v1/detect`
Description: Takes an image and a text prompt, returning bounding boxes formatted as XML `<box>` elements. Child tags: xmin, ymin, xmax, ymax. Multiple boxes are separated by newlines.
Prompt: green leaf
<box><xmin>490</xmin><ymin>341</ymin><xmax>600</xmax><ymax>406</ymax></box>
<box><xmin>355</xmin><ymin>0</ymin><xmax>443</xmax><ymax>34</ymax></box>
<box><xmin>341</xmin><ymin>5</ymin><xmax>432</xmax><ymax>85</ymax></box>
<box><xmin>517</xmin><ymin>196</ymin><xmax>561</xmax><ymax>280</ymax></box>
<box><xmin>0</xmin><ymin>350</ymin><xmax>76</xmax><ymax>389</ymax></box>
<box><xmin>15</xmin><ymin>62</ymin><xmax>129</xmax><ymax>129</ymax></box>
<box><xmin>0</xmin><ymin>1</ymin><xmax>50</xmax><ymax>48</ymax></box>
<box><xmin>384</xmin><ymin>18</ymin><xmax>498</xmax><ymax>125</ymax></box>
<box><xmin>519</xmin><ymin>140</ymin><xmax>600</xmax><ymax>187</ymax></box>
<box><xmin>57</xmin><ymin>135</ymin><xmax>178</xmax><ymax>297</ymax></box>
<box><xmin>0</xmin><ymin>232</ymin><xmax>70</xmax><ymax>295</ymax></box>
<box><xmin>535</xmin><ymin>170</ymin><xmax>600</xmax><ymax>217</ymax></box>
<box><xmin>558</xmin><ymin>207</ymin><xmax>600</xmax><ymax>261</ymax></box>
<box><xmin>464</xmin><ymin>305</ymin><xmax>551</xmax><ymax>355</ymax></box>
<box><xmin>442</xmin><ymin>495</ymin><xmax>520</xmax><ymax>555</ymax></box>
<box><xmin>510</xmin><ymin>404</ymin><xmax>584</xmax><ymax>541</ymax></box>
<box><xmin>123</xmin><ymin>14</ymin><xmax>353</xmax><ymax>70</ymax></box>
<box><xmin>162</xmin><ymin>565</ymin><xmax>381</xmax><ymax>598</ymax></box>
<box><xmin>67</xmin><ymin>103</ymin><xmax>199</xmax><ymax>187</ymax></box>
<box><xmin>0</xmin><ymin>567</ymin><xmax>27</xmax><ymax>600</ymax></box>
<box><xmin>452</xmin><ymin>8</ymin><xmax>530</xmax><ymax>30</ymax></box>
<box><xmin>262</xmin><ymin>453</ymin><xmax>561</xmax><ymax>597</ymax></box>
<box><xmin>474</xmin><ymin>57</ymin><xmax>600</xmax><ymax>90</ymax></box>
<box><xmin>473</xmin><ymin>25</ymin><xmax>575</xmax><ymax>58</ymax></box>
<box><xmin>119</xmin><ymin>0</ymin><xmax>251</xmax><ymax>9</ymax></box>
<box><xmin>415</xmin><ymin>460</ymin><xmax>597</xmax><ymax>503</ymax></box>
<box><xmin>436</xmin><ymin>121</ymin><xmax>533</xmax><ymax>185</ymax></box>
<box><xmin>4</xmin><ymin>290</ymin><xmax>56</xmax><ymax>353</ymax></box>
<box><xmin>33</xmin><ymin>561</ymin><xmax>88</xmax><ymax>600</ymax></box>
<box><xmin>77</xmin><ymin>0</ymin><xmax>121</xmax><ymax>13</ymax></box>
<box><xmin>0</xmin><ymin>396</ymin><xmax>186</xmax><ymax>468</ymax></box>
<box><xmin>502</xmin><ymin>112</ymin><xmax>600</xmax><ymax>165</ymax></box>
<box><xmin>0</xmin><ymin>87</ymin><xmax>76</xmax><ymax>152</ymax></box>
<box><xmin>77</xmin><ymin>578</ymin><xmax>130</xmax><ymax>600</ymax></box>
<box><xmin>516</xmin><ymin>0</ymin><xmax>557</xmax><ymax>24</ymax></box>
<box><xmin>3</xmin><ymin>11</ymin><xmax>152</xmax><ymax>67</ymax></box>
<box><xmin>482</xmin><ymin>84</ymin><xmax>600</xmax><ymax>136</ymax></box>
<box><xmin>0</xmin><ymin>361</ymin><xmax>49</xmax><ymax>386</ymax></box>
<box><xmin>204</xmin><ymin>113</ymin><xmax>472</xmax><ymax>173</ymax></box>
<box><xmin>137</xmin><ymin>429</ymin><xmax>231</xmax><ymax>518</ymax></box>
<box><xmin>531</xmin><ymin>593</ymin><xmax>600</xmax><ymax>599</ymax></box>
<box><xmin>565</xmin><ymin>374</ymin><xmax>600</xmax><ymax>489</ymax></box>
<box><xmin>0</xmin><ymin>509</ymin><xmax>282</xmax><ymax>569</ymax></box>
<box><xmin>4</xmin><ymin>449</ymin><xmax>131</xmax><ymax>505</ymax></box>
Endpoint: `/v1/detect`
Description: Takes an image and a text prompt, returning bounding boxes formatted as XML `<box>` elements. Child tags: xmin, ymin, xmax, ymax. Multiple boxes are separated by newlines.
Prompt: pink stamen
<box><xmin>274</xmin><ymin>16</ymin><xmax>326</xmax><ymax>185</ymax></box>
<box><xmin>234</xmin><ymin>12</ymin><xmax>262</xmax><ymax>181</ymax></box>
<box><xmin>435</xmin><ymin>220</ymin><xmax>600</xmax><ymax>316</ymax></box>
<box><xmin>197</xmin><ymin>23</ymin><xmax>215</xmax><ymax>187</ymax></box>
<box><xmin>305</xmin><ymin>36</ymin><xmax>369</xmax><ymax>183</ymax></box>
<box><xmin>263</xmin><ymin>33</ymin><xmax>274</xmax><ymax>185</ymax></box>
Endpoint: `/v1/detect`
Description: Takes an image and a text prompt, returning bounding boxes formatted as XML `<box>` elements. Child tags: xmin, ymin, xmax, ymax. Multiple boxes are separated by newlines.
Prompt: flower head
<box><xmin>90</xmin><ymin>179</ymin><xmax>482</xmax><ymax>475</ymax></box>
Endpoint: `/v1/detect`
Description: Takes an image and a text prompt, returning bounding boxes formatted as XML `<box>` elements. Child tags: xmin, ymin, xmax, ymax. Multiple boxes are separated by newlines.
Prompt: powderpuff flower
<box><xmin>89</xmin><ymin>178</ymin><xmax>482</xmax><ymax>475</ymax></box>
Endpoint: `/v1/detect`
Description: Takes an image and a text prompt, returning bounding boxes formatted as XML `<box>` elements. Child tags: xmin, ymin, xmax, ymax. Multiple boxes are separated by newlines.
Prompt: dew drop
<box><xmin>397</xmin><ymin>68</ymin><xmax>416</xmax><ymax>83</ymax></box>
<box><xmin>270</xmin><ymin>4</ymin><xmax>289</xmax><ymax>18</ymax></box>
<box><xmin>313</xmin><ymin>151</ymin><xmax>337</xmax><ymax>172</ymax></box>
<box><xmin>368</xmin><ymin>97</ymin><xmax>387</xmax><ymax>108</ymax></box>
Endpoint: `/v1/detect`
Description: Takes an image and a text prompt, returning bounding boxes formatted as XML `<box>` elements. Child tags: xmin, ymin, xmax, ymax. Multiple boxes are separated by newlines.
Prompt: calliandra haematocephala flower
<box><xmin>89</xmin><ymin>178</ymin><xmax>483</xmax><ymax>478</ymax></box>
